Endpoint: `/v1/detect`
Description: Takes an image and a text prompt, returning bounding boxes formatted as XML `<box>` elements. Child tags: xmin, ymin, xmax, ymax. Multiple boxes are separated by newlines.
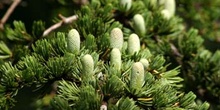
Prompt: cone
<box><xmin>110</xmin><ymin>48</ymin><xmax>122</xmax><ymax>70</ymax></box>
<box><xmin>110</xmin><ymin>28</ymin><xmax>124</xmax><ymax>50</ymax></box>
<box><xmin>67</xmin><ymin>29</ymin><xmax>80</xmax><ymax>54</ymax></box>
<box><xmin>133</xmin><ymin>14</ymin><xmax>146</xmax><ymax>36</ymax></box>
<box><xmin>128</xmin><ymin>33</ymin><xmax>140</xmax><ymax>55</ymax></box>
<box><xmin>130</xmin><ymin>62</ymin><xmax>145</xmax><ymax>90</ymax></box>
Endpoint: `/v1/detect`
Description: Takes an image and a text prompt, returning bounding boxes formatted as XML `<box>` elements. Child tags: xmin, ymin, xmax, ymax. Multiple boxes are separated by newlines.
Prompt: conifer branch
<box><xmin>0</xmin><ymin>0</ymin><xmax>21</xmax><ymax>30</ymax></box>
<box><xmin>42</xmin><ymin>14</ymin><xmax>78</xmax><ymax>37</ymax></box>
<box><xmin>0</xmin><ymin>0</ymin><xmax>215</xmax><ymax>109</ymax></box>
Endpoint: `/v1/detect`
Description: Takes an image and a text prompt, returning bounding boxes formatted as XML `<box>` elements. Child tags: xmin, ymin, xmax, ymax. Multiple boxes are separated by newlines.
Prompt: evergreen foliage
<box><xmin>0</xmin><ymin>0</ymin><xmax>219</xmax><ymax>109</ymax></box>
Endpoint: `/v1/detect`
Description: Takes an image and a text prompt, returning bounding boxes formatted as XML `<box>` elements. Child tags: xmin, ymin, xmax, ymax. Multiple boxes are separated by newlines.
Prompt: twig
<box><xmin>42</xmin><ymin>14</ymin><xmax>78</xmax><ymax>37</ymax></box>
<box><xmin>0</xmin><ymin>0</ymin><xmax>21</xmax><ymax>30</ymax></box>
<box><xmin>154</xmin><ymin>35</ymin><xmax>182</xmax><ymax>57</ymax></box>
<box><xmin>170</xmin><ymin>43</ymin><xmax>182</xmax><ymax>57</ymax></box>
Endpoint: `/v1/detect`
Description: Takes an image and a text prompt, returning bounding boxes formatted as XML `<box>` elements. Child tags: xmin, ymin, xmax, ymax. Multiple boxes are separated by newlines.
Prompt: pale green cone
<box><xmin>120</xmin><ymin>0</ymin><xmax>132</xmax><ymax>11</ymax></box>
<box><xmin>140</xmin><ymin>58</ymin><xmax>150</xmax><ymax>70</ymax></box>
<box><xmin>67</xmin><ymin>29</ymin><xmax>80</xmax><ymax>54</ymax></box>
<box><xmin>128</xmin><ymin>33</ymin><xmax>140</xmax><ymax>55</ymax></box>
<box><xmin>81</xmin><ymin>54</ymin><xmax>94</xmax><ymax>78</ymax></box>
<box><xmin>165</xmin><ymin>0</ymin><xmax>175</xmax><ymax>17</ymax></box>
<box><xmin>159</xmin><ymin>0</ymin><xmax>175</xmax><ymax>17</ymax></box>
<box><xmin>130</xmin><ymin>62</ymin><xmax>145</xmax><ymax>90</ymax></box>
<box><xmin>161</xmin><ymin>9</ymin><xmax>171</xmax><ymax>19</ymax></box>
<box><xmin>110</xmin><ymin>28</ymin><xmax>124</xmax><ymax>50</ymax></box>
<box><xmin>133</xmin><ymin>14</ymin><xmax>146</xmax><ymax>36</ymax></box>
<box><xmin>110</xmin><ymin>48</ymin><xmax>122</xmax><ymax>71</ymax></box>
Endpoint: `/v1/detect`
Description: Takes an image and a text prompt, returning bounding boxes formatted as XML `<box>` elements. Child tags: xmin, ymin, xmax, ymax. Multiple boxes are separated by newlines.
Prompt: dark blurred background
<box><xmin>0</xmin><ymin>0</ymin><xmax>74</xmax><ymax>33</ymax></box>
